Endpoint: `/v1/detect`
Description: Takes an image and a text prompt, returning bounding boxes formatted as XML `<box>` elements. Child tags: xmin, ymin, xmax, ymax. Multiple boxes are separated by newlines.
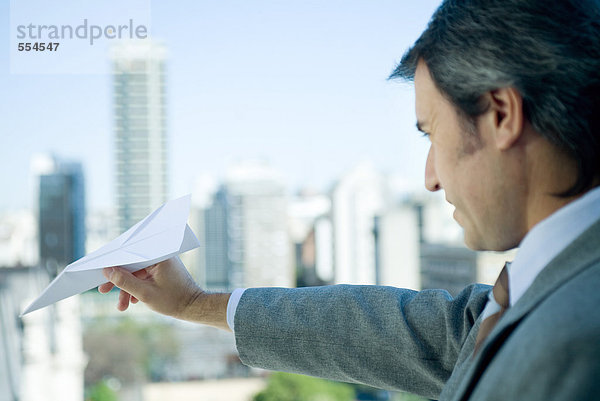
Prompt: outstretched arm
<box><xmin>234</xmin><ymin>284</ymin><xmax>490</xmax><ymax>397</ymax></box>
<box><xmin>98</xmin><ymin>257</ymin><xmax>231</xmax><ymax>332</ymax></box>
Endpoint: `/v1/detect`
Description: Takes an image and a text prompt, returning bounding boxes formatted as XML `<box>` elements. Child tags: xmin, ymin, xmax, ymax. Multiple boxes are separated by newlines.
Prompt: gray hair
<box><xmin>391</xmin><ymin>0</ymin><xmax>600</xmax><ymax>196</ymax></box>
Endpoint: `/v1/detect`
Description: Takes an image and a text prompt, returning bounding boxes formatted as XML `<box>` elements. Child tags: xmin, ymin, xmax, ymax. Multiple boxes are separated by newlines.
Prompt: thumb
<box><xmin>104</xmin><ymin>267</ymin><xmax>148</xmax><ymax>300</ymax></box>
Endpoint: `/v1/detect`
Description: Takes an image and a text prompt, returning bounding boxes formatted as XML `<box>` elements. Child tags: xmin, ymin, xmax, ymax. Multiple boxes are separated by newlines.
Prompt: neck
<box><xmin>523</xmin><ymin>136</ymin><xmax>580</xmax><ymax>233</ymax></box>
<box><xmin>526</xmin><ymin>191</ymin><xmax>578</xmax><ymax>232</ymax></box>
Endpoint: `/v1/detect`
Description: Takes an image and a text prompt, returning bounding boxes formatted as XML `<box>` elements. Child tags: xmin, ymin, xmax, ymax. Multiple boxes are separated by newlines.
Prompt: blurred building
<box><xmin>0</xmin><ymin>266</ymin><xmax>85</xmax><ymax>401</ymax></box>
<box><xmin>33</xmin><ymin>154</ymin><xmax>86</xmax><ymax>274</ymax></box>
<box><xmin>183</xmin><ymin>174</ymin><xmax>218</xmax><ymax>286</ymax></box>
<box><xmin>111</xmin><ymin>41</ymin><xmax>168</xmax><ymax>234</ymax></box>
<box><xmin>204</xmin><ymin>187</ymin><xmax>230</xmax><ymax>290</ymax></box>
<box><xmin>167</xmin><ymin>323</ymin><xmax>242</xmax><ymax>381</ymax></box>
<box><xmin>420</xmin><ymin>243</ymin><xmax>477</xmax><ymax>296</ymax></box>
<box><xmin>330</xmin><ymin>162</ymin><xmax>389</xmax><ymax>285</ymax></box>
<box><xmin>288</xmin><ymin>191</ymin><xmax>333</xmax><ymax>287</ymax></box>
<box><xmin>0</xmin><ymin>210</ymin><xmax>38</xmax><ymax>267</ymax></box>
<box><xmin>203</xmin><ymin>161</ymin><xmax>293</xmax><ymax>290</ymax></box>
<box><xmin>85</xmin><ymin>209</ymin><xmax>118</xmax><ymax>256</ymax></box>
<box><xmin>373</xmin><ymin>204</ymin><xmax>420</xmax><ymax>289</ymax></box>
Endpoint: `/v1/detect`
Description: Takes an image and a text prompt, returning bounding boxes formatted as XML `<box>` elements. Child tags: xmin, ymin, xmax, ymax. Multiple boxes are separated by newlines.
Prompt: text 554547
<box><xmin>18</xmin><ymin>42</ymin><xmax>60</xmax><ymax>51</ymax></box>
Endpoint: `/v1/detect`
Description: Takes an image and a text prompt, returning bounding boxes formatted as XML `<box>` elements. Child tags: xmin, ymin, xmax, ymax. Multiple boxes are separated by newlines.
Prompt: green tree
<box><xmin>85</xmin><ymin>380</ymin><xmax>118</xmax><ymax>401</ymax></box>
<box><xmin>253</xmin><ymin>372</ymin><xmax>355</xmax><ymax>401</ymax></box>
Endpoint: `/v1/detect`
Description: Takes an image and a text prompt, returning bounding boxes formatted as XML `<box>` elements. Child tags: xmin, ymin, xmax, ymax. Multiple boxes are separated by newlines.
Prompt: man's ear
<box><xmin>487</xmin><ymin>87</ymin><xmax>524</xmax><ymax>150</ymax></box>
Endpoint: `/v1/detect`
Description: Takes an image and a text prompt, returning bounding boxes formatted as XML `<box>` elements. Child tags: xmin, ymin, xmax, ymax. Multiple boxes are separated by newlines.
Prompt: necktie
<box><xmin>473</xmin><ymin>262</ymin><xmax>510</xmax><ymax>355</ymax></box>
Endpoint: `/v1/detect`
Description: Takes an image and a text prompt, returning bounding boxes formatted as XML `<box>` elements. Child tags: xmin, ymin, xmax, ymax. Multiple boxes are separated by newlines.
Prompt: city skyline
<box><xmin>0</xmin><ymin>0</ymin><xmax>440</xmax><ymax>213</ymax></box>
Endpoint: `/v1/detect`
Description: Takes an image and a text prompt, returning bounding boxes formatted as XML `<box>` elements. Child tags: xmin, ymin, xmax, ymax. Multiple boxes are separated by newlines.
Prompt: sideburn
<box><xmin>457</xmin><ymin>112</ymin><xmax>484</xmax><ymax>157</ymax></box>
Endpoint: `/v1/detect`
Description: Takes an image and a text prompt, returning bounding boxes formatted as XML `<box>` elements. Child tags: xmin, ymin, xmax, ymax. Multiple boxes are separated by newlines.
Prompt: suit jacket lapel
<box><xmin>451</xmin><ymin>217</ymin><xmax>600</xmax><ymax>401</ymax></box>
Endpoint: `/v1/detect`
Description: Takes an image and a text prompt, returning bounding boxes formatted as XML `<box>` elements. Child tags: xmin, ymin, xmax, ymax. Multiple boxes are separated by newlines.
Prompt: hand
<box><xmin>98</xmin><ymin>256</ymin><xmax>201</xmax><ymax>317</ymax></box>
<box><xmin>98</xmin><ymin>257</ymin><xmax>231</xmax><ymax>331</ymax></box>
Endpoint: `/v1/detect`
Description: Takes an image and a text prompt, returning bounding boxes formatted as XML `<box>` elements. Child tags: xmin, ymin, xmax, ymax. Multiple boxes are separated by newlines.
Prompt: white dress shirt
<box><xmin>228</xmin><ymin>186</ymin><xmax>600</xmax><ymax>331</ymax></box>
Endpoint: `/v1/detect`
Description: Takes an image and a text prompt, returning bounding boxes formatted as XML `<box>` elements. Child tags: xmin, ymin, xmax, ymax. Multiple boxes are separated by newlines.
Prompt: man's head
<box><xmin>391</xmin><ymin>0</ymin><xmax>600</xmax><ymax>250</ymax></box>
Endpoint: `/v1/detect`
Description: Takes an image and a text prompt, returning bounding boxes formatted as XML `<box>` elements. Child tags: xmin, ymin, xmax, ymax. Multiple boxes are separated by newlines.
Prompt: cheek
<box><xmin>451</xmin><ymin>161</ymin><xmax>489</xmax><ymax>214</ymax></box>
<box><xmin>462</xmin><ymin>168</ymin><xmax>498</xmax><ymax>226</ymax></box>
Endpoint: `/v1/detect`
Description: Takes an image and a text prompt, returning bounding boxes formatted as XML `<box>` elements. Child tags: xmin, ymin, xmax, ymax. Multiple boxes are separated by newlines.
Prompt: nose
<box><xmin>425</xmin><ymin>146</ymin><xmax>441</xmax><ymax>192</ymax></box>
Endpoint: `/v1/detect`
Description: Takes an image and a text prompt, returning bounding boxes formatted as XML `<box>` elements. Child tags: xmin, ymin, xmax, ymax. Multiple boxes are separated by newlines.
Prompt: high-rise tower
<box><xmin>34</xmin><ymin>154</ymin><xmax>86</xmax><ymax>274</ymax></box>
<box><xmin>111</xmin><ymin>41</ymin><xmax>168</xmax><ymax>233</ymax></box>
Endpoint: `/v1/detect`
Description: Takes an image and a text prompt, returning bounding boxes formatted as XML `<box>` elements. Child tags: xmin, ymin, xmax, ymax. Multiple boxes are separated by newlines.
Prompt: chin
<box><xmin>463</xmin><ymin>237</ymin><xmax>487</xmax><ymax>251</ymax></box>
<box><xmin>463</xmin><ymin>231</ymin><xmax>519</xmax><ymax>252</ymax></box>
<box><xmin>462</xmin><ymin>226</ymin><xmax>491</xmax><ymax>251</ymax></box>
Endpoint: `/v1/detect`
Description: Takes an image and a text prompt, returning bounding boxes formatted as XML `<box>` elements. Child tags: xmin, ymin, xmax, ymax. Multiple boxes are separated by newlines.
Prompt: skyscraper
<box><xmin>204</xmin><ymin>187</ymin><xmax>230</xmax><ymax>290</ymax></box>
<box><xmin>111</xmin><ymin>41</ymin><xmax>168</xmax><ymax>233</ymax></box>
<box><xmin>35</xmin><ymin>154</ymin><xmax>86</xmax><ymax>273</ymax></box>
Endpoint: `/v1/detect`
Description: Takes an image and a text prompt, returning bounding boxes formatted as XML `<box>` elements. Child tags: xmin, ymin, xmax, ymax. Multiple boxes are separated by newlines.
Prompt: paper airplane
<box><xmin>22</xmin><ymin>195</ymin><xmax>200</xmax><ymax>315</ymax></box>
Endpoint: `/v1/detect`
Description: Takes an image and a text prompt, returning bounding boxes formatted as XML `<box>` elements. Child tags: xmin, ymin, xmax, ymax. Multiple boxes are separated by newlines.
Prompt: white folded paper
<box><xmin>21</xmin><ymin>194</ymin><xmax>200</xmax><ymax>315</ymax></box>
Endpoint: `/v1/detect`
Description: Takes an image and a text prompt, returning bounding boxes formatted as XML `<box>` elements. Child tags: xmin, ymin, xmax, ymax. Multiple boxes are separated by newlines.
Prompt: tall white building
<box><xmin>331</xmin><ymin>162</ymin><xmax>389</xmax><ymax>285</ymax></box>
<box><xmin>204</xmin><ymin>161</ymin><xmax>293</xmax><ymax>290</ymax></box>
<box><xmin>375</xmin><ymin>204</ymin><xmax>421</xmax><ymax>290</ymax></box>
<box><xmin>111</xmin><ymin>41</ymin><xmax>168</xmax><ymax>233</ymax></box>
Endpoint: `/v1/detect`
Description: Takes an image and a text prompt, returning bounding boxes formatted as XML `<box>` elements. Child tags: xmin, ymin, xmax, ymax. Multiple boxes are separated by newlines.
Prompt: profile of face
<box><xmin>414</xmin><ymin>61</ymin><xmax>523</xmax><ymax>251</ymax></box>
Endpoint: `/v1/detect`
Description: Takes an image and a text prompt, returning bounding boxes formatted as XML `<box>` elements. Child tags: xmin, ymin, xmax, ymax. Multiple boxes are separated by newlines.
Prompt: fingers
<box><xmin>133</xmin><ymin>268</ymin><xmax>150</xmax><ymax>280</ymax></box>
<box><xmin>129</xmin><ymin>269</ymin><xmax>145</xmax><ymax>304</ymax></box>
<box><xmin>100</xmin><ymin>267</ymin><xmax>150</xmax><ymax>311</ymax></box>
<box><xmin>118</xmin><ymin>289</ymin><xmax>131</xmax><ymax>311</ymax></box>
<box><xmin>103</xmin><ymin>267</ymin><xmax>149</xmax><ymax>301</ymax></box>
<box><xmin>98</xmin><ymin>267</ymin><xmax>148</xmax><ymax>294</ymax></box>
<box><xmin>98</xmin><ymin>282</ymin><xmax>114</xmax><ymax>293</ymax></box>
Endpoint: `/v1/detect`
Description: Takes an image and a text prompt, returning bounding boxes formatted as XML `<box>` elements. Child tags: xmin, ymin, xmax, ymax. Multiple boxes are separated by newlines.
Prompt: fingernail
<box><xmin>103</xmin><ymin>267</ymin><xmax>114</xmax><ymax>279</ymax></box>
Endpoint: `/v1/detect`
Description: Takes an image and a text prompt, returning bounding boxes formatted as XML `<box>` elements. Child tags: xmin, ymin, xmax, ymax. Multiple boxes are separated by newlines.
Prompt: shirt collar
<box><xmin>507</xmin><ymin>186</ymin><xmax>600</xmax><ymax>307</ymax></box>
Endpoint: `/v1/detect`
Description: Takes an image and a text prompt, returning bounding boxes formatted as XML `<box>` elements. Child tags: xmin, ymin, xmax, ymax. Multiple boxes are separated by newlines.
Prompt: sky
<box><xmin>0</xmin><ymin>0</ymin><xmax>441</xmax><ymax>212</ymax></box>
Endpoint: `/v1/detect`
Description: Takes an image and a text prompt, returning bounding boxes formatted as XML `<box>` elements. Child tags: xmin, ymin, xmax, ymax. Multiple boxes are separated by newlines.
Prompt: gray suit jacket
<box><xmin>234</xmin><ymin>219</ymin><xmax>600</xmax><ymax>400</ymax></box>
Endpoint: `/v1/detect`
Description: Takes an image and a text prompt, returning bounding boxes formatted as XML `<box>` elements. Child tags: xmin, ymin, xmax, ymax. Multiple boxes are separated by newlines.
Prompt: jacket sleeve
<box><xmin>234</xmin><ymin>283</ymin><xmax>490</xmax><ymax>399</ymax></box>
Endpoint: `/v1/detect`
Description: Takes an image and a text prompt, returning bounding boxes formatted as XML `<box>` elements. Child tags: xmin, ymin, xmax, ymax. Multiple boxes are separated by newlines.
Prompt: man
<box><xmin>99</xmin><ymin>0</ymin><xmax>600</xmax><ymax>399</ymax></box>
